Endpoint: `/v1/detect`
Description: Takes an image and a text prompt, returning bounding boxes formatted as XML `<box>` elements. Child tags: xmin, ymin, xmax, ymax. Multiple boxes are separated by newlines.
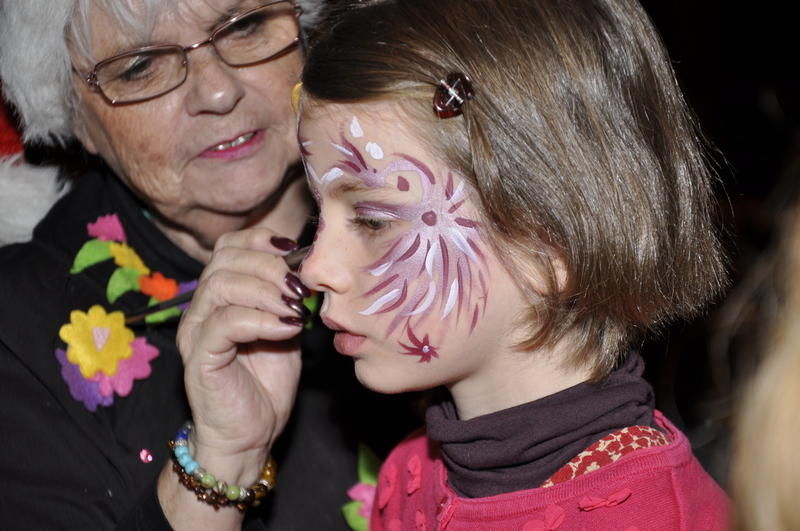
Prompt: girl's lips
<box><xmin>333</xmin><ymin>331</ymin><xmax>366</xmax><ymax>356</ymax></box>
<box><xmin>199</xmin><ymin>129</ymin><xmax>264</xmax><ymax>159</ymax></box>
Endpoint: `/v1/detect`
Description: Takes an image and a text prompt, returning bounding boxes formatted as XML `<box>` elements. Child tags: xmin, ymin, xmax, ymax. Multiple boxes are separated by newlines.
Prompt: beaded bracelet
<box><xmin>168</xmin><ymin>421</ymin><xmax>276</xmax><ymax>511</ymax></box>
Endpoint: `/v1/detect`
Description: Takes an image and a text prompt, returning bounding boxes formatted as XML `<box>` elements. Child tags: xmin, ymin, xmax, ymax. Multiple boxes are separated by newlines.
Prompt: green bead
<box><xmin>201</xmin><ymin>473</ymin><xmax>215</xmax><ymax>488</ymax></box>
<box><xmin>225</xmin><ymin>485</ymin><xmax>240</xmax><ymax>501</ymax></box>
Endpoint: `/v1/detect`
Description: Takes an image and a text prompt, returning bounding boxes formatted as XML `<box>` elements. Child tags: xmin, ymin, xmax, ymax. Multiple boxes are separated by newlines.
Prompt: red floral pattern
<box><xmin>541</xmin><ymin>426</ymin><xmax>670</xmax><ymax>488</ymax></box>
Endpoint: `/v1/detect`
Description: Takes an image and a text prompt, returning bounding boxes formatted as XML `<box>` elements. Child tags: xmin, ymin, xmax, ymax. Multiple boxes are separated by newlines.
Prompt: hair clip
<box><xmin>433</xmin><ymin>73</ymin><xmax>474</xmax><ymax>118</ymax></box>
<box><xmin>291</xmin><ymin>82</ymin><xmax>303</xmax><ymax>115</ymax></box>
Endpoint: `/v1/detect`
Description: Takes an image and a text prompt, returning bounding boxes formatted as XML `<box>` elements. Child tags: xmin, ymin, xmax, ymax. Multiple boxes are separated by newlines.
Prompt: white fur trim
<box><xmin>0</xmin><ymin>0</ymin><xmax>75</xmax><ymax>145</ymax></box>
<box><xmin>0</xmin><ymin>156</ymin><xmax>68</xmax><ymax>245</ymax></box>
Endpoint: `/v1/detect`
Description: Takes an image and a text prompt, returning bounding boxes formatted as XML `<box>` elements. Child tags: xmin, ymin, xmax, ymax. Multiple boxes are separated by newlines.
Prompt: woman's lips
<box><xmin>333</xmin><ymin>331</ymin><xmax>366</xmax><ymax>356</ymax></box>
<box><xmin>199</xmin><ymin>129</ymin><xmax>264</xmax><ymax>159</ymax></box>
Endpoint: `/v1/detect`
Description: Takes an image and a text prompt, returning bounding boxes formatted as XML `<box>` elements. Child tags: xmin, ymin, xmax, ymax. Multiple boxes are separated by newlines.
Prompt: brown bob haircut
<box><xmin>301</xmin><ymin>0</ymin><xmax>727</xmax><ymax>381</ymax></box>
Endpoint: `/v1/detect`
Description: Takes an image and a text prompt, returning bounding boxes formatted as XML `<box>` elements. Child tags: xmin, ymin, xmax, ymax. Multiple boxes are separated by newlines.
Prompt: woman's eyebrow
<box><xmin>209</xmin><ymin>0</ymin><xmax>252</xmax><ymax>30</ymax></box>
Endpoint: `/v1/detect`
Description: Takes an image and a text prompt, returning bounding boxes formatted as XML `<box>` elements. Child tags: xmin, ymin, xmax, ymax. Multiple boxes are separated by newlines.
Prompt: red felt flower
<box><xmin>139</xmin><ymin>271</ymin><xmax>180</xmax><ymax>301</ymax></box>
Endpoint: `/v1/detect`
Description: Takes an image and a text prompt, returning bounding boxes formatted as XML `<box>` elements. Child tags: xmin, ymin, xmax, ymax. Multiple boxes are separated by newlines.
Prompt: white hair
<box><xmin>0</xmin><ymin>0</ymin><xmax>323</xmax><ymax>146</ymax></box>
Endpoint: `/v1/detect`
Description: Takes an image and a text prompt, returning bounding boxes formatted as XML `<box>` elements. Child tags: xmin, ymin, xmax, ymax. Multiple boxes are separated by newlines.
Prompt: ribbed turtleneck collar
<box><xmin>425</xmin><ymin>352</ymin><xmax>657</xmax><ymax>498</ymax></box>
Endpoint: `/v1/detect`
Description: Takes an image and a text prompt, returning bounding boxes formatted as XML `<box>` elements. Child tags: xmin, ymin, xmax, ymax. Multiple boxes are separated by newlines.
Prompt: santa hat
<box><xmin>0</xmin><ymin>88</ymin><xmax>66</xmax><ymax>245</ymax></box>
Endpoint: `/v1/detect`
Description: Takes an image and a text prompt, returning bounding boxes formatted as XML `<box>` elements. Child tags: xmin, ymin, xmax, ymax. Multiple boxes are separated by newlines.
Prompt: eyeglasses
<box><xmin>73</xmin><ymin>1</ymin><xmax>301</xmax><ymax>104</ymax></box>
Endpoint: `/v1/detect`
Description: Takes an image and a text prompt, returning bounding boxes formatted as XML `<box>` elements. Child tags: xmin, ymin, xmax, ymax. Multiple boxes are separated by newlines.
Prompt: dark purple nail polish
<box><xmin>284</xmin><ymin>272</ymin><xmax>311</xmax><ymax>299</ymax></box>
<box><xmin>279</xmin><ymin>315</ymin><xmax>306</xmax><ymax>327</ymax></box>
<box><xmin>282</xmin><ymin>295</ymin><xmax>310</xmax><ymax>317</ymax></box>
<box><xmin>271</xmin><ymin>235</ymin><xmax>300</xmax><ymax>253</ymax></box>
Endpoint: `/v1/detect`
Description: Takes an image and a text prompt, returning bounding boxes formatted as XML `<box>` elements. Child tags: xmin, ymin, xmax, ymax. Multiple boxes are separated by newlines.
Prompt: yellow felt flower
<box><xmin>59</xmin><ymin>305</ymin><xmax>135</xmax><ymax>379</ymax></box>
<box><xmin>109</xmin><ymin>242</ymin><xmax>150</xmax><ymax>275</ymax></box>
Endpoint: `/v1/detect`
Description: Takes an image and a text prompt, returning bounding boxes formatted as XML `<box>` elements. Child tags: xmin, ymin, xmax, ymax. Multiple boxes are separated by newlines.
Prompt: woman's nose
<box><xmin>298</xmin><ymin>223</ymin><xmax>351</xmax><ymax>295</ymax></box>
<box><xmin>183</xmin><ymin>48</ymin><xmax>245</xmax><ymax>115</ymax></box>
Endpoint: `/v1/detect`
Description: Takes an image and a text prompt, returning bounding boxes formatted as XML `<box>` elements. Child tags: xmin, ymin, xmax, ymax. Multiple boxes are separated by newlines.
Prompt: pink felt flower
<box><xmin>87</xmin><ymin>214</ymin><xmax>127</xmax><ymax>242</ymax></box>
<box><xmin>91</xmin><ymin>337</ymin><xmax>159</xmax><ymax>397</ymax></box>
<box><xmin>347</xmin><ymin>482</ymin><xmax>376</xmax><ymax>519</ymax></box>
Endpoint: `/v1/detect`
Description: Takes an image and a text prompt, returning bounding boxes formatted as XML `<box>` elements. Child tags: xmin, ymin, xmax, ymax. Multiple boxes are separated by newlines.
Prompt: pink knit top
<box><xmin>371</xmin><ymin>411</ymin><xmax>729</xmax><ymax>531</ymax></box>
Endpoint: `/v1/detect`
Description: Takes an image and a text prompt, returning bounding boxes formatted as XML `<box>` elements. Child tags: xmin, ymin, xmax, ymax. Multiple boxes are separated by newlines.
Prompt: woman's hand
<box><xmin>174</xmin><ymin>228</ymin><xmax>309</xmax><ymax>485</ymax></box>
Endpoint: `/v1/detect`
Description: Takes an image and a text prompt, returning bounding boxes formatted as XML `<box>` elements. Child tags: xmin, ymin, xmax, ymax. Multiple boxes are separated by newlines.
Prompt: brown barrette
<box><xmin>433</xmin><ymin>73</ymin><xmax>474</xmax><ymax>118</ymax></box>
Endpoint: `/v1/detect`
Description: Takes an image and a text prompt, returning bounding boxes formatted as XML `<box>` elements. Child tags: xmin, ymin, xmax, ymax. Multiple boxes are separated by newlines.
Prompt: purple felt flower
<box><xmin>55</xmin><ymin>348</ymin><xmax>113</xmax><ymax>412</ymax></box>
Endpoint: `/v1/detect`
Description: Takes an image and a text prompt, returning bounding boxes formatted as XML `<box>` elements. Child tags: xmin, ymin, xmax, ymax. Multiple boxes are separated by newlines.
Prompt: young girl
<box><xmin>296</xmin><ymin>0</ymin><xmax>729</xmax><ymax>528</ymax></box>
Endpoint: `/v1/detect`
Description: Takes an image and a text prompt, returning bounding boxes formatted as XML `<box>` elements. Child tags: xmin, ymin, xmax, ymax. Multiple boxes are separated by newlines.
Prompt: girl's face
<box><xmin>299</xmin><ymin>103</ymin><xmax>529</xmax><ymax>396</ymax></box>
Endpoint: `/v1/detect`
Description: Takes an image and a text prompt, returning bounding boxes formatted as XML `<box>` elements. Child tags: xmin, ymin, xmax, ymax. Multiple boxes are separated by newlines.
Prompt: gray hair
<box><xmin>0</xmin><ymin>0</ymin><xmax>323</xmax><ymax>146</ymax></box>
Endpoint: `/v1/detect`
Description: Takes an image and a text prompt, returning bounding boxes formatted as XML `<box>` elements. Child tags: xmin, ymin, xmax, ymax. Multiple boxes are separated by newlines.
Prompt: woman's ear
<box><xmin>72</xmin><ymin>114</ymin><xmax>99</xmax><ymax>155</ymax></box>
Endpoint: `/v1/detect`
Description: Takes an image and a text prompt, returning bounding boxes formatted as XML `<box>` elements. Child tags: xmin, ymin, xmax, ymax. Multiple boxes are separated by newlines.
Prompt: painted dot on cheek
<box><xmin>397</xmin><ymin>176</ymin><xmax>410</xmax><ymax>191</ymax></box>
<box><xmin>422</xmin><ymin>211</ymin><xmax>437</xmax><ymax>226</ymax></box>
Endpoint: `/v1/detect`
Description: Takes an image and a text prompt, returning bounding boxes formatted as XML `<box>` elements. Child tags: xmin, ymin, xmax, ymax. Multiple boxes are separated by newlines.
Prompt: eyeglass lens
<box><xmin>94</xmin><ymin>1</ymin><xmax>298</xmax><ymax>103</ymax></box>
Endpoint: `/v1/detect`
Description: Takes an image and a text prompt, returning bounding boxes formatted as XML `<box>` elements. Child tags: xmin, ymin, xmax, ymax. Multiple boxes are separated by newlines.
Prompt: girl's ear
<box><xmin>551</xmin><ymin>252</ymin><xmax>569</xmax><ymax>294</ymax></box>
<box><xmin>512</xmin><ymin>246</ymin><xmax>569</xmax><ymax>297</ymax></box>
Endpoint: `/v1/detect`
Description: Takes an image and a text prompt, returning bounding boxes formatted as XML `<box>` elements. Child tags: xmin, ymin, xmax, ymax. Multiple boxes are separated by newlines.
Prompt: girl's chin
<box><xmin>352</xmin><ymin>360</ymin><xmax>431</xmax><ymax>396</ymax></box>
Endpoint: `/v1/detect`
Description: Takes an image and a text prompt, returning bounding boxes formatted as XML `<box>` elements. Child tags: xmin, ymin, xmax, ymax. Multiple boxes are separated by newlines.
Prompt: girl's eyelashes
<box><xmin>350</xmin><ymin>215</ymin><xmax>392</xmax><ymax>233</ymax></box>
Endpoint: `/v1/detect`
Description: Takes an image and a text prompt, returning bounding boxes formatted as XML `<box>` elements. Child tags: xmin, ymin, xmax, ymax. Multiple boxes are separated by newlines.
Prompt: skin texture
<box><xmin>72</xmin><ymin>0</ymin><xmax>309</xmax><ymax>263</ymax></box>
<box><xmin>299</xmin><ymin>103</ymin><xmax>591</xmax><ymax>420</ymax></box>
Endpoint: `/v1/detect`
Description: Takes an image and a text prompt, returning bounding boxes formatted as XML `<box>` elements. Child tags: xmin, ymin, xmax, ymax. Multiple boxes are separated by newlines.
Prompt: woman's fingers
<box><xmin>178</xmin><ymin>303</ymin><xmax>305</xmax><ymax>361</ymax></box>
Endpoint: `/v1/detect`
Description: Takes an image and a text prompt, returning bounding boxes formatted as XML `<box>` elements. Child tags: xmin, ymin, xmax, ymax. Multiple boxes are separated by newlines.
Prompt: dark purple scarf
<box><xmin>425</xmin><ymin>353</ymin><xmax>657</xmax><ymax>498</ymax></box>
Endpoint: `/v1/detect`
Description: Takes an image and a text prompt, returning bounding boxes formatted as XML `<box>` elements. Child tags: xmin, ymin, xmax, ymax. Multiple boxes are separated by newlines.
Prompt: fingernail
<box><xmin>271</xmin><ymin>236</ymin><xmax>300</xmax><ymax>253</ymax></box>
<box><xmin>282</xmin><ymin>294</ymin><xmax>310</xmax><ymax>317</ymax></box>
<box><xmin>285</xmin><ymin>272</ymin><xmax>311</xmax><ymax>299</ymax></box>
<box><xmin>279</xmin><ymin>315</ymin><xmax>306</xmax><ymax>327</ymax></box>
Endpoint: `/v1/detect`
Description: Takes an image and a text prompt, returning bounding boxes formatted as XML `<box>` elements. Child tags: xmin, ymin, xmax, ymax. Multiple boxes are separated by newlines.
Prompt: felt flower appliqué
<box><xmin>55</xmin><ymin>213</ymin><xmax>189</xmax><ymax>411</ymax></box>
<box><xmin>59</xmin><ymin>305</ymin><xmax>135</xmax><ymax>379</ymax></box>
<box><xmin>343</xmin><ymin>444</ymin><xmax>382</xmax><ymax>531</ymax></box>
<box><xmin>57</xmin><ymin>306</ymin><xmax>160</xmax><ymax>412</ymax></box>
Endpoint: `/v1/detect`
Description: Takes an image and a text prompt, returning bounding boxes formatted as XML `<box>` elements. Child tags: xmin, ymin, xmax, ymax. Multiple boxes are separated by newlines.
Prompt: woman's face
<box><xmin>72</xmin><ymin>0</ymin><xmax>303</xmax><ymax>254</ymax></box>
<box><xmin>298</xmin><ymin>102</ymin><xmax>529</xmax><ymax>396</ymax></box>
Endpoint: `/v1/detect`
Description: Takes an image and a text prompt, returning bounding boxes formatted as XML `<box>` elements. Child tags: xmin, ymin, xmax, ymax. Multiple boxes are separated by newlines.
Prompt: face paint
<box><xmin>299</xmin><ymin>103</ymin><xmax>528</xmax><ymax>395</ymax></box>
<box><xmin>306</xmin><ymin>121</ymin><xmax>489</xmax><ymax>352</ymax></box>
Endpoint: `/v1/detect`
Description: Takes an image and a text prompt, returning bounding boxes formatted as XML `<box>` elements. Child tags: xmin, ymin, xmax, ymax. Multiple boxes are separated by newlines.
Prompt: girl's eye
<box><xmin>351</xmin><ymin>215</ymin><xmax>391</xmax><ymax>233</ymax></box>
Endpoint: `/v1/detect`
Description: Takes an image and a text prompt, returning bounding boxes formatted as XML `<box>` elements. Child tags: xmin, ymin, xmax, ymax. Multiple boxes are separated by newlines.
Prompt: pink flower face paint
<box><xmin>298</xmin><ymin>103</ymin><xmax>528</xmax><ymax>395</ymax></box>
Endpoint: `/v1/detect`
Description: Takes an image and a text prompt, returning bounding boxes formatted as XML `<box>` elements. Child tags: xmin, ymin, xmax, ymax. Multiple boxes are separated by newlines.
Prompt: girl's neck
<box><xmin>447</xmin><ymin>340</ymin><xmax>591</xmax><ymax>421</ymax></box>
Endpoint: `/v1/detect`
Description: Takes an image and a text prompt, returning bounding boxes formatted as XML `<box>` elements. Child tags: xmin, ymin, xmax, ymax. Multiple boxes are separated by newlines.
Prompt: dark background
<box><xmin>638</xmin><ymin>0</ymin><xmax>799</xmax><ymax>487</ymax></box>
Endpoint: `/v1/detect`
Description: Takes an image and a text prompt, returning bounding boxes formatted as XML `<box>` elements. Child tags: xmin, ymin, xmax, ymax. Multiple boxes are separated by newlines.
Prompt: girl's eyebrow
<box><xmin>327</xmin><ymin>177</ymin><xmax>378</xmax><ymax>200</ymax></box>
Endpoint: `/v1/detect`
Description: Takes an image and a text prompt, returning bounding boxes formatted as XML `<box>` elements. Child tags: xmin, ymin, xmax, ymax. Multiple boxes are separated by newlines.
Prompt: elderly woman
<box><xmin>0</xmin><ymin>1</ymin><xmax>417</xmax><ymax>529</ymax></box>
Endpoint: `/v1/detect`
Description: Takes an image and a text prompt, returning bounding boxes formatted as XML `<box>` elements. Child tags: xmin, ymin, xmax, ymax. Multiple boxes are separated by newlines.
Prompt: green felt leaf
<box><xmin>357</xmin><ymin>443</ymin><xmax>381</xmax><ymax>486</ymax></box>
<box><xmin>71</xmin><ymin>239</ymin><xmax>112</xmax><ymax>274</ymax></box>
<box><xmin>341</xmin><ymin>501</ymin><xmax>369</xmax><ymax>531</ymax></box>
<box><xmin>107</xmin><ymin>267</ymin><xmax>141</xmax><ymax>303</ymax></box>
<box><xmin>145</xmin><ymin>306</ymin><xmax>182</xmax><ymax>324</ymax></box>
<box><xmin>303</xmin><ymin>292</ymin><xmax>320</xmax><ymax>313</ymax></box>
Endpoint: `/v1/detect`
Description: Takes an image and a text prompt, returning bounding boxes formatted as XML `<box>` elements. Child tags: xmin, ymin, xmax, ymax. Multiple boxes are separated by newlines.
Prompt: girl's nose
<box><xmin>298</xmin><ymin>221</ymin><xmax>351</xmax><ymax>295</ymax></box>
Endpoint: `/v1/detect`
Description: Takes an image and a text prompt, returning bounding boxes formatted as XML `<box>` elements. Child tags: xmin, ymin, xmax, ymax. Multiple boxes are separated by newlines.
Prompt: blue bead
<box><xmin>174</xmin><ymin>446</ymin><xmax>189</xmax><ymax>458</ymax></box>
<box><xmin>177</xmin><ymin>453</ymin><xmax>192</xmax><ymax>467</ymax></box>
<box><xmin>185</xmin><ymin>460</ymin><xmax>199</xmax><ymax>474</ymax></box>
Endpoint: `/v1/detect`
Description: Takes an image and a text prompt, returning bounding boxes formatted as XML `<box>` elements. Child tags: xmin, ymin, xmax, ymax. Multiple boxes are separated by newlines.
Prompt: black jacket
<box><xmin>0</xmin><ymin>168</ymin><xmax>419</xmax><ymax>530</ymax></box>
